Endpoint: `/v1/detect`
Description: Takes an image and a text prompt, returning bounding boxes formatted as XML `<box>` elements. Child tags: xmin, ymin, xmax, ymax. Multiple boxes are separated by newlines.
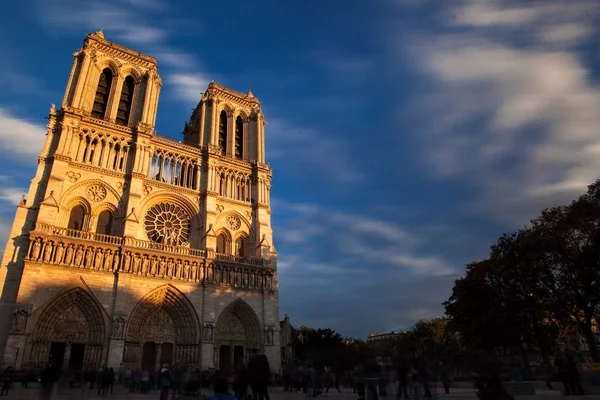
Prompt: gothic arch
<box><xmin>216</xmin><ymin>211</ymin><xmax>253</xmax><ymax>237</ymax></box>
<box><xmin>59</xmin><ymin>180</ymin><xmax>123</xmax><ymax>229</ymax></box>
<box><xmin>94</xmin><ymin>58</ymin><xmax>120</xmax><ymax>76</ymax></box>
<box><xmin>61</xmin><ymin>196</ymin><xmax>92</xmax><ymax>230</ymax></box>
<box><xmin>124</xmin><ymin>285</ymin><xmax>200</xmax><ymax>366</ymax></box>
<box><xmin>220</xmin><ymin>103</ymin><xmax>235</xmax><ymax>117</ymax></box>
<box><xmin>214</xmin><ymin>299</ymin><xmax>262</xmax><ymax>367</ymax></box>
<box><xmin>139</xmin><ymin>191</ymin><xmax>199</xmax><ymax>222</ymax></box>
<box><xmin>28</xmin><ymin>283</ymin><xmax>107</xmax><ymax>369</ymax></box>
<box><xmin>118</xmin><ymin>64</ymin><xmax>143</xmax><ymax>80</ymax></box>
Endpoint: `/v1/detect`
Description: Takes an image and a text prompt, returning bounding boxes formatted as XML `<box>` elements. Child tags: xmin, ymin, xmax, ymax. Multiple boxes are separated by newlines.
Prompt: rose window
<box><xmin>144</xmin><ymin>203</ymin><xmax>191</xmax><ymax>246</ymax></box>
<box><xmin>86</xmin><ymin>184</ymin><xmax>107</xmax><ymax>202</ymax></box>
<box><xmin>227</xmin><ymin>215</ymin><xmax>241</xmax><ymax>230</ymax></box>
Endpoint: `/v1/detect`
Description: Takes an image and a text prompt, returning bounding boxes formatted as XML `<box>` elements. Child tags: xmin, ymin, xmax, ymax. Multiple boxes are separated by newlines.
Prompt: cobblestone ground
<box><xmin>3</xmin><ymin>384</ymin><xmax>600</xmax><ymax>399</ymax></box>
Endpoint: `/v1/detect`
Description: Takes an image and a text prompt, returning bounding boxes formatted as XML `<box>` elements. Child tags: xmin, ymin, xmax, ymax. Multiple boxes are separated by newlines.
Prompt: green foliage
<box><xmin>445</xmin><ymin>179</ymin><xmax>600</xmax><ymax>363</ymax></box>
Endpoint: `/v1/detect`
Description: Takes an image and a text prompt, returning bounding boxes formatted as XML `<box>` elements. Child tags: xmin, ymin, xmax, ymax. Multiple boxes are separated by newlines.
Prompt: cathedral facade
<box><xmin>0</xmin><ymin>31</ymin><xmax>280</xmax><ymax>373</ymax></box>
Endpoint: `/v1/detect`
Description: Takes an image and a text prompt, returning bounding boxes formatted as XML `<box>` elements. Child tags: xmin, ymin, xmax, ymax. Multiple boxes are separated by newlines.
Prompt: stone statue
<box><xmin>166</xmin><ymin>259</ymin><xmax>174</xmax><ymax>277</ymax></box>
<box><xmin>113</xmin><ymin>317</ymin><xmax>124</xmax><ymax>338</ymax></box>
<box><xmin>103</xmin><ymin>250</ymin><xmax>113</xmax><ymax>271</ymax></box>
<box><xmin>243</xmin><ymin>270</ymin><xmax>249</xmax><ymax>287</ymax></box>
<box><xmin>64</xmin><ymin>244</ymin><xmax>74</xmax><ymax>265</ymax></box>
<box><xmin>206</xmin><ymin>264</ymin><xmax>213</xmax><ymax>282</ymax></box>
<box><xmin>150</xmin><ymin>257</ymin><xmax>158</xmax><ymax>275</ymax></box>
<box><xmin>43</xmin><ymin>242</ymin><xmax>53</xmax><ymax>263</ymax></box>
<box><xmin>250</xmin><ymin>271</ymin><xmax>255</xmax><ymax>288</ymax></box>
<box><xmin>183</xmin><ymin>261</ymin><xmax>190</xmax><ymax>280</ymax></box>
<box><xmin>141</xmin><ymin>256</ymin><xmax>149</xmax><ymax>275</ymax></box>
<box><xmin>112</xmin><ymin>252</ymin><xmax>120</xmax><ymax>270</ymax></box>
<box><xmin>175</xmin><ymin>260</ymin><xmax>182</xmax><ymax>279</ymax></box>
<box><xmin>191</xmin><ymin>262</ymin><xmax>198</xmax><ymax>281</ymax></box>
<box><xmin>133</xmin><ymin>254</ymin><xmax>141</xmax><ymax>274</ymax></box>
<box><xmin>74</xmin><ymin>246</ymin><xmax>83</xmax><ymax>266</ymax></box>
<box><xmin>31</xmin><ymin>238</ymin><xmax>41</xmax><ymax>260</ymax></box>
<box><xmin>94</xmin><ymin>249</ymin><xmax>104</xmax><ymax>270</ymax></box>
<box><xmin>84</xmin><ymin>247</ymin><xmax>93</xmax><ymax>268</ymax></box>
<box><xmin>203</xmin><ymin>323</ymin><xmax>214</xmax><ymax>342</ymax></box>
<box><xmin>159</xmin><ymin>258</ymin><xmax>166</xmax><ymax>276</ymax></box>
<box><xmin>123</xmin><ymin>252</ymin><xmax>131</xmax><ymax>272</ymax></box>
<box><xmin>54</xmin><ymin>243</ymin><xmax>64</xmax><ymax>264</ymax></box>
<box><xmin>14</xmin><ymin>310</ymin><xmax>28</xmax><ymax>332</ymax></box>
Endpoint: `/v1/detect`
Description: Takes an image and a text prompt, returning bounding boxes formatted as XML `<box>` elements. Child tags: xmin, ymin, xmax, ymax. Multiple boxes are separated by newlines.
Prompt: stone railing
<box><xmin>26</xmin><ymin>225</ymin><xmax>275</xmax><ymax>290</ymax></box>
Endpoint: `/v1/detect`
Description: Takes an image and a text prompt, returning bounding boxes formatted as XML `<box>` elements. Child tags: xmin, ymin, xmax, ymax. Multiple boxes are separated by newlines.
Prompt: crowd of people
<box><xmin>0</xmin><ymin>351</ymin><xmax>592</xmax><ymax>399</ymax></box>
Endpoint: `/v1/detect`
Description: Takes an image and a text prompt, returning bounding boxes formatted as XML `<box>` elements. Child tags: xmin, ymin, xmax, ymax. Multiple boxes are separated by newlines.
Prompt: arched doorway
<box><xmin>124</xmin><ymin>285</ymin><xmax>199</xmax><ymax>371</ymax></box>
<box><xmin>214</xmin><ymin>299</ymin><xmax>262</xmax><ymax>371</ymax></box>
<box><xmin>29</xmin><ymin>288</ymin><xmax>106</xmax><ymax>371</ymax></box>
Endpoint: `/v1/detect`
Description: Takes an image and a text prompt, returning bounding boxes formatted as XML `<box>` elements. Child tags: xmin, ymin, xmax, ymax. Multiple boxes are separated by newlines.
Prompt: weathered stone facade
<box><xmin>0</xmin><ymin>31</ymin><xmax>280</xmax><ymax>373</ymax></box>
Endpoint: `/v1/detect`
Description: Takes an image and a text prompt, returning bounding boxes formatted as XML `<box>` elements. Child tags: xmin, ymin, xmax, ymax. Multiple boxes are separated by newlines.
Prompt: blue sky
<box><xmin>0</xmin><ymin>0</ymin><xmax>599</xmax><ymax>339</ymax></box>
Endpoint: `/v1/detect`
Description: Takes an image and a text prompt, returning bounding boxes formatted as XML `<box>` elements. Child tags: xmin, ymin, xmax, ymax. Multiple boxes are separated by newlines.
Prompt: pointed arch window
<box><xmin>235</xmin><ymin>237</ymin><xmax>245</xmax><ymax>257</ymax></box>
<box><xmin>216</xmin><ymin>233</ymin><xmax>230</xmax><ymax>254</ymax></box>
<box><xmin>235</xmin><ymin>116</ymin><xmax>243</xmax><ymax>159</ymax></box>
<box><xmin>218</xmin><ymin>111</ymin><xmax>227</xmax><ymax>153</ymax></box>
<box><xmin>91</xmin><ymin>68</ymin><xmax>113</xmax><ymax>119</ymax></box>
<box><xmin>68</xmin><ymin>205</ymin><xmax>86</xmax><ymax>231</ymax></box>
<box><xmin>116</xmin><ymin>76</ymin><xmax>135</xmax><ymax>126</ymax></box>
<box><xmin>95</xmin><ymin>210</ymin><xmax>113</xmax><ymax>235</ymax></box>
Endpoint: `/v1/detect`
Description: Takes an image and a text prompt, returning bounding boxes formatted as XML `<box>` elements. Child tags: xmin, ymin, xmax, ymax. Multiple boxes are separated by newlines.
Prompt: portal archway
<box><xmin>29</xmin><ymin>288</ymin><xmax>106</xmax><ymax>370</ymax></box>
<box><xmin>214</xmin><ymin>299</ymin><xmax>262</xmax><ymax>371</ymax></box>
<box><xmin>124</xmin><ymin>285</ymin><xmax>199</xmax><ymax>370</ymax></box>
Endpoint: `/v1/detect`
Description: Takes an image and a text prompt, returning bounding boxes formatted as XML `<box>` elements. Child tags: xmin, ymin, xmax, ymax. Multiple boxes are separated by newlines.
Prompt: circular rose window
<box><xmin>144</xmin><ymin>203</ymin><xmax>191</xmax><ymax>246</ymax></box>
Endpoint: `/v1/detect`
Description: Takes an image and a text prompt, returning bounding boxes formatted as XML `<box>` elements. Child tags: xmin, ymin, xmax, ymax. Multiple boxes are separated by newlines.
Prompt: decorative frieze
<box><xmin>26</xmin><ymin>223</ymin><xmax>275</xmax><ymax>290</ymax></box>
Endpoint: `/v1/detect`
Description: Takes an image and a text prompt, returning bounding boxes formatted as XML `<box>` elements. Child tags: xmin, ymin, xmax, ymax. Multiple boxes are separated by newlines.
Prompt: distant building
<box><xmin>367</xmin><ymin>331</ymin><xmax>405</xmax><ymax>344</ymax></box>
<box><xmin>280</xmin><ymin>314</ymin><xmax>295</xmax><ymax>366</ymax></box>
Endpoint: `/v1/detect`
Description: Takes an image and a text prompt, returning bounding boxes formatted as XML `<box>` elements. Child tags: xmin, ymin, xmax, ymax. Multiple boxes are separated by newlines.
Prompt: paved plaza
<box><xmin>1</xmin><ymin>385</ymin><xmax>600</xmax><ymax>399</ymax></box>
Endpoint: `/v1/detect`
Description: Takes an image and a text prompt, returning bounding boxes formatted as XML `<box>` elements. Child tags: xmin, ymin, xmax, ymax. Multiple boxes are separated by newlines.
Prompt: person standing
<box><xmin>158</xmin><ymin>364</ymin><xmax>172</xmax><ymax>400</ymax></box>
<box><xmin>248</xmin><ymin>354</ymin><xmax>271</xmax><ymax>400</ymax></box>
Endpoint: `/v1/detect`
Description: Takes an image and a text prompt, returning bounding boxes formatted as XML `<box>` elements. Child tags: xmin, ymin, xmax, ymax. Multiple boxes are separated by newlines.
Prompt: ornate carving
<box><xmin>116</xmin><ymin>182</ymin><xmax>129</xmax><ymax>191</ymax></box>
<box><xmin>216</xmin><ymin>204</ymin><xmax>224</xmax><ymax>214</ymax></box>
<box><xmin>12</xmin><ymin>309</ymin><xmax>29</xmax><ymax>333</ymax></box>
<box><xmin>142</xmin><ymin>185</ymin><xmax>153</xmax><ymax>196</ymax></box>
<box><xmin>144</xmin><ymin>202</ymin><xmax>191</xmax><ymax>246</ymax></box>
<box><xmin>67</xmin><ymin>171</ymin><xmax>81</xmax><ymax>183</ymax></box>
<box><xmin>245</xmin><ymin>211</ymin><xmax>252</xmax><ymax>220</ymax></box>
<box><xmin>112</xmin><ymin>317</ymin><xmax>125</xmax><ymax>338</ymax></box>
<box><xmin>265</xmin><ymin>326</ymin><xmax>275</xmax><ymax>346</ymax></box>
<box><xmin>86</xmin><ymin>184</ymin><xmax>107</xmax><ymax>202</ymax></box>
<box><xmin>226</xmin><ymin>215</ymin><xmax>241</xmax><ymax>231</ymax></box>
<box><xmin>203</xmin><ymin>322</ymin><xmax>214</xmax><ymax>343</ymax></box>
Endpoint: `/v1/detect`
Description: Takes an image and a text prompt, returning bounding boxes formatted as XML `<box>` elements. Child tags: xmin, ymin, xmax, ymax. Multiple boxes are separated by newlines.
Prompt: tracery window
<box><xmin>144</xmin><ymin>203</ymin><xmax>191</xmax><ymax>246</ymax></box>
<box><xmin>68</xmin><ymin>205</ymin><xmax>86</xmax><ymax>231</ymax></box>
<box><xmin>218</xmin><ymin>111</ymin><xmax>227</xmax><ymax>153</ymax></box>
<box><xmin>235</xmin><ymin>116</ymin><xmax>243</xmax><ymax>159</ymax></box>
<box><xmin>91</xmin><ymin>68</ymin><xmax>113</xmax><ymax>120</ymax></box>
<box><xmin>95</xmin><ymin>210</ymin><xmax>113</xmax><ymax>235</ymax></box>
<box><xmin>116</xmin><ymin>76</ymin><xmax>135</xmax><ymax>126</ymax></box>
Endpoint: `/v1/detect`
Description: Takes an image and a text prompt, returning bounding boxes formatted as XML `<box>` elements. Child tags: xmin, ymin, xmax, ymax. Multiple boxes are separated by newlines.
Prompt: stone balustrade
<box><xmin>26</xmin><ymin>224</ymin><xmax>275</xmax><ymax>291</ymax></box>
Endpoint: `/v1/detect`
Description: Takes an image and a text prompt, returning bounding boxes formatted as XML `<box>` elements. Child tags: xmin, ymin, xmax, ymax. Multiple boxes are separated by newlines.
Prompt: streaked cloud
<box><xmin>0</xmin><ymin>107</ymin><xmax>45</xmax><ymax>158</ymax></box>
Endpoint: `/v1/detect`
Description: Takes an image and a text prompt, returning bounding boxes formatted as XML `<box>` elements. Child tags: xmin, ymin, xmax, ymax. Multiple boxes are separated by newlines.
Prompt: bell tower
<box><xmin>62</xmin><ymin>29</ymin><xmax>161</xmax><ymax>129</ymax></box>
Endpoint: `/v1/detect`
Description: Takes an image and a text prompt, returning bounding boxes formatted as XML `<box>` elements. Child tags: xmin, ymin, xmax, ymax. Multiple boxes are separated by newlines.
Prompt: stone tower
<box><xmin>0</xmin><ymin>31</ymin><xmax>279</xmax><ymax>373</ymax></box>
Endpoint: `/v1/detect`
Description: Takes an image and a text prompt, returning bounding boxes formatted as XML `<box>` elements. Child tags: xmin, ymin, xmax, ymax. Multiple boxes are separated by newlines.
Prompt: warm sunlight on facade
<box><xmin>0</xmin><ymin>31</ymin><xmax>280</xmax><ymax>373</ymax></box>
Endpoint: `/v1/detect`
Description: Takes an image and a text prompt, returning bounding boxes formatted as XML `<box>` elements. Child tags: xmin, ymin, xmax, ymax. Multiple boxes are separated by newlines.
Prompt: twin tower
<box><xmin>0</xmin><ymin>31</ymin><xmax>280</xmax><ymax>373</ymax></box>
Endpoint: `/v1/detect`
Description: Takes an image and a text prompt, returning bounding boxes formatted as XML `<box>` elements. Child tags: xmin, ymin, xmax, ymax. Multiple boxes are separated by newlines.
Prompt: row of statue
<box><xmin>27</xmin><ymin>237</ymin><xmax>275</xmax><ymax>290</ymax></box>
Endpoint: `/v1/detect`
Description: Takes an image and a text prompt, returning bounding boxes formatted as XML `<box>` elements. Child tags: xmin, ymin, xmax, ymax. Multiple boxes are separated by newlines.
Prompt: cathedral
<box><xmin>0</xmin><ymin>31</ymin><xmax>280</xmax><ymax>373</ymax></box>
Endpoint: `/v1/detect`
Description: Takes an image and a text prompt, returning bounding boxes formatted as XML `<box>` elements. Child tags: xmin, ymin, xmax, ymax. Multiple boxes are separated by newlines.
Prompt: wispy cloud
<box><xmin>397</xmin><ymin>0</ymin><xmax>600</xmax><ymax>225</ymax></box>
<box><xmin>35</xmin><ymin>0</ymin><xmax>211</xmax><ymax>105</ymax></box>
<box><xmin>267</xmin><ymin>119</ymin><xmax>364</xmax><ymax>184</ymax></box>
<box><xmin>0</xmin><ymin>107</ymin><xmax>45</xmax><ymax>158</ymax></box>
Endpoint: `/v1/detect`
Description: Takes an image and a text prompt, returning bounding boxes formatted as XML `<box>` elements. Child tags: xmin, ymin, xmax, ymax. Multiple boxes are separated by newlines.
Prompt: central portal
<box><xmin>214</xmin><ymin>299</ymin><xmax>262</xmax><ymax>370</ymax></box>
<box><xmin>123</xmin><ymin>285</ymin><xmax>200</xmax><ymax>370</ymax></box>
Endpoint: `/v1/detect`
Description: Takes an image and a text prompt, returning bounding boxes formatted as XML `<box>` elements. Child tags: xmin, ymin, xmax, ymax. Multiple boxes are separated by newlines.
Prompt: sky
<box><xmin>0</xmin><ymin>0</ymin><xmax>599</xmax><ymax>339</ymax></box>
